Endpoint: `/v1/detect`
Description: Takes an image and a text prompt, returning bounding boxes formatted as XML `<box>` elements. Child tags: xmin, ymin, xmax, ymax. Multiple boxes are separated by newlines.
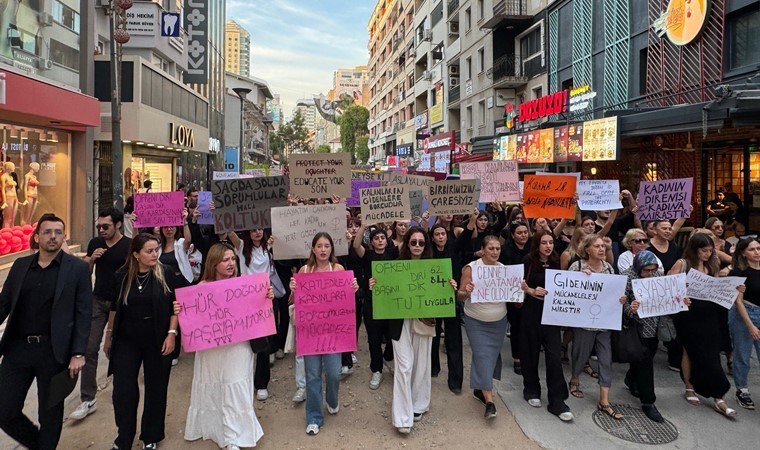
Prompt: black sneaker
<box><xmin>485</xmin><ymin>402</ymin><xmax>497</xmax><ymax>419</ymax></box>
<box><xmin>642</xmin><ymin>404</ymin><xmax>664</xmax><ymax>423</ymax></box>
<box><xmin>736</xmin><ymin>390</ymin><xmax>755</xmax><ymax>410</ymax></box>
<box><xmin>473</xmin><ymin>389</ymin><xmax>486</xmax><ymax>404</ymax></box>
<box><xmin>513</xmin><ymin>361</ymin><xmax>522</xmax><ymax>375</ymax></box>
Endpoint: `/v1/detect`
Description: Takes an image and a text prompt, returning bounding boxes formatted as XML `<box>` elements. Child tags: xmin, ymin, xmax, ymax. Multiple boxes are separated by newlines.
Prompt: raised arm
<box><xmin>352</xmin><ymin>223</ymin><xmax>367</xmax><ymax>258</ymax></box>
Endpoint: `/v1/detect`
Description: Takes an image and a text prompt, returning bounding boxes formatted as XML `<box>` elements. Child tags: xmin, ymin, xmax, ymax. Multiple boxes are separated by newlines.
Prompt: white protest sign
<box><xmin>577</xmin><ymin>180</ymin><xmax>623</xmax><ymax>211</ymax></box>
<box><xmin>471</xmin><ymin>263</ymin><xmax>524</xmax><ymax>303</ymax></box>
<box><xmin>685</xmin><ymin>269</ymin><xmax>745</xmax><ymax>309</ymax></box>
<box><xmin>459</xmin><ymin>160</ymin><xmax>520</xmax><ymax>202</ymax></box>
<box><xmin>631</xmin><ymin>273</ymin><xmax>688</xmax><ymax>318</ymax></box>
<box><xmin>542</xmin><ymin>269</ymin><xmax>626</xmax><ymax>330</ymax></box>
<box><xmin>270</xmin><ymin>204</ymin><xmax>348</xmax><ymax>260</ymax></box>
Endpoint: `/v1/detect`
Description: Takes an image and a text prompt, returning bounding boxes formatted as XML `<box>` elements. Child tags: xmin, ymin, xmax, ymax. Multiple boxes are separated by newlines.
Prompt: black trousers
<box><xmin>342</xmin><ymin>296</ymin><xmax>364</xmax><ymax>368</ymax></box>
<box><xmin>519</xmin><ymin>298</ymin><xmax>569</xmax><ymax>415</ymax></box>
<box><xmin>111</xmin><ymin>319</ymin><xmax>171</xmax><ymax>448</ymax></box>
<box><xmin>507</xmin><ymin>303</ymin><xmax>523</xmax><ymax>360</ymax></box>
<box><xmin>363</xmin><ymin>297</ymin><xmax>393</xmax><ymax>373</ymax></box>
<box><xmin>0</xmin><ymin>340</ymin><xmax>66</xmax><ymax>450</ymax></box>
<box><xmin>273</xmin><ymin>295</ymin><xmax>290</xmax><ymax>352</ymax></box>
<box><xmin>254</xmin><ymin>335</ymin><xmax>277</xmax><ymax>390</ymax></box>
<box><xmin>625</xmin><ymin>337</ymin><xmax>659</xmax><ymax>405</ymax></box>
<box><xmin>431</xmin><ymin>311</ymin><xmax>464</xmax><ymax>390</ymax></box>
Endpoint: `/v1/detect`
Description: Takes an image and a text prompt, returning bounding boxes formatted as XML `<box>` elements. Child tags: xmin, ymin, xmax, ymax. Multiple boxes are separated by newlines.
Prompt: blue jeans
<box><xmin>304</xmin><ymin>353</ymin><xmax>341</xmax><ymax>426</ymax></box>
<box><xmin>729</xmin><ymin>302</ymin><xmax>760</xmax><ymax>389</ymax></box>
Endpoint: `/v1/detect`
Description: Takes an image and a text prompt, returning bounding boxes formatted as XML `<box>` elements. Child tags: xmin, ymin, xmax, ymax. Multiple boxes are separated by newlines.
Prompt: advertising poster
<box><xmin>567</xmin><ymin>123</ymin><xmax>583</xmax><ymax>162</ymax></box>
<box><xmin>553</xmin><ymin>125</ymin><xmax>568</xmax><ymax>162</ymax></box>
<box><xmin>515</xmin><ymin>133</ymin><xmax>528</xmax><ymax>163</ymax></box>
<box><xmin>539</xmin><ymin>128</ymin><xmax>555</xmax><ymax>163</ymax></box>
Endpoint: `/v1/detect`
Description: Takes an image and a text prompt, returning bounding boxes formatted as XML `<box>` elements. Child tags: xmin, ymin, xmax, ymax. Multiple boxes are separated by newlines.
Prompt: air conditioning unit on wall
<box><xmin>449</xmin><ymin>65</ymin><xmax>459</xmax><ymax>75</ymax></box>
<box><xmin>450</xmin><ymin>76</ymin><xmax>460</xmax><ymax>86</ymax></box>
<box><xmin>448</xmin><ymin>22</ymin><xmax>459</xmax><ymax>36</ymax></box>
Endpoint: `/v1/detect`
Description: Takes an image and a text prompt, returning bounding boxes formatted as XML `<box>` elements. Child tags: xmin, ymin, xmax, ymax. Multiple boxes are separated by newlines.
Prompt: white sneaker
<box><xmin>397</xmin><ymin>426</ymin><xmax>411</xmax><ymax>434</ymax></box>
<box><xmin>327</xmin><ymin>403</ymin><xmax>339</xmax><ymax>415</ymax></box>
<box><xmin>340</xmin><ymin>365</ymin><xmax>354</xmax><ymax>378</ymax></box>
<box><xmin>292</xmin><ymin>388</ymin><xmax>306</xmax><ymax>403</ymax></box>
<box><xmin>171</xmin><ymin>358</ymin><xmax>178</xmax><ymax>366</ymax></box>
<box><xmin>351</xmin><ymin>354</ymin><xmax>358</xmax><ymax>365</ymax></box>
<box><xmin>559</xmin><ymin>411</ymin><xmax>574</xmax><ymax>422</ymax></box>
<box><xmin>527</xmin><ymin>398</ymin><xmax>542</xmax><ymax>408</ymax></box>
<box><xmin>70</xmin><ymin>400</ymin><xmax>96</xmax><ymax>420</ymax></box>
<box><xmin>256</xmin><ymin>389</ymin><xmax>269</xmax><ymax>401</ymax></box>
<box><xmin>306</xmin><ymin>424</ymin><xmax>319</xmax><ymax>435</ymax></box>
<box><xmin>226</xmin><ymin>445</ymin><xmax>240</xmax><ymax>450</ymax></box>
<box><xmin>275</xmin><ymin>349</ymin><xmax>285</xmax><ymax>360</ymax></box>
<box><xmin>369</xmin><ymin>371</ymin><xmax>383</xmax><ymax>390</ymax></box>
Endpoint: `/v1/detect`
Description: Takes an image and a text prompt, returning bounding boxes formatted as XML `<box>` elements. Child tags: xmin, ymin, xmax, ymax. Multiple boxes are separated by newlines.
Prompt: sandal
<box><xmin>684</xmin><ymin>389</ymin><xmax>701</xmax><ymax>406</ymax></box>
<box><xmin>583</xmin><ymin>364</ymin><xmax>599</xmax><ymax>379</ymax></box>
<box><xmin>569</xmin><ymin>381</ymin><xmax>584</xmax><ymax>398</ymax></box>
<box><xmin>597</xmin><ymin>403</ymin><xmax>623</xmax><ymax>420</ymax></box>
<box><xmin>713</xmin><ymin>399</ymin><xmax>737</xmax><ymax>418</ymax></box>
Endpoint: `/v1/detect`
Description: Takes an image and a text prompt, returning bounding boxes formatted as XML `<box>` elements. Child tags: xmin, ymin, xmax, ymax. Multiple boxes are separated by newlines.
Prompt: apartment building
<box><xmin>225</xmin><ymin>20</ymin><xmax>251</xmax><ymax>77</ymax></box>
<box><xmin>331</xmin><ymin>65</ymin><xmax>370</xmax><ymax>106</ymax></box>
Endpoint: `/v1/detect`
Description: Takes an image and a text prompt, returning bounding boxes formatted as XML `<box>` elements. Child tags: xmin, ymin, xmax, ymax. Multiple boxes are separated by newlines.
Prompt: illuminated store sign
<box><xmin>653</xmin><ymin>0</ymin><xmax>712</xmax><ymax>46</ymax></box>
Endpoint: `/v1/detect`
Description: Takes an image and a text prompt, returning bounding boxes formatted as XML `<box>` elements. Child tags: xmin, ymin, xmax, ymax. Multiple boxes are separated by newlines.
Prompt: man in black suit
<box><xmin>0</xmin><ymin>215</ymin><xmax>92</xmax><ymax>450</ymax></box>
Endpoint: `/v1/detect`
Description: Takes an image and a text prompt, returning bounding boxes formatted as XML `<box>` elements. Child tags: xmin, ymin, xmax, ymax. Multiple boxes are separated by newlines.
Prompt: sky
<box><xmin>226</xmin><ymin>0</ymin><xmax>375</xmax><ymax>117</ymax></box>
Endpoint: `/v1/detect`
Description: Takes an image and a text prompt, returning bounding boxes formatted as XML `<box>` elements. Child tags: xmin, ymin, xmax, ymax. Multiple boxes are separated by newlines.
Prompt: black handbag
<box><xmin>612</xmin><ymin>319</ymin><xmax>647</xmax><ymax>363</ymax></box>
<box><xmin>249</xmin><ymin>337</ymin><xmax>270</xmax><ymax>354</ymax></box>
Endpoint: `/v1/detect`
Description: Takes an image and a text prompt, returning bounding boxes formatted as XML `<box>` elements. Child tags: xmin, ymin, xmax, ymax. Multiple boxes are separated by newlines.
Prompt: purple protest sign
<box><xmin>294</xmin><ymin>271</ymin><xmax>357</xmax><ymax>356</ymax></box>
<box><xmin>133</xmin><ymin>191</ymin><xmax>185</xmax><ymax>228</ymax></box>
<box><xmin>636</xmin><ymin>177</ymin><xmax>693</xmax><ymax>221</ymax></box>
<box><xmin>196</xmin><ymin>191</ymin><xmax>214</xmax><ymax>225</ymax></box>
<box><xmin>347</xmin><ymin>180</ymin><xmax>381</xmax><ymax>207</ymax></box>
<box><xmin>176</xmin><ymin>273</ymin><xmax>276</xmax><ymax>352</ymax></box>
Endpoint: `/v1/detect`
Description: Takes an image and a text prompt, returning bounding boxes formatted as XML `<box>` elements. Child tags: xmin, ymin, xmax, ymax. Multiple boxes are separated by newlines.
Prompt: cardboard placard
<box><xmin>631</xmin><ymin>273</ymin><xmax>688</xmax><ymax>318</ymax></box>
<box><xmin>522</xmin><ymin>175</ymin><xmax>577</xmax><ymax>219</ymax></box>
<box><xmin>211</xmin><ymin>176</ymin><xmax>290</xmax><ymax>233</ymax></box>
<box><xmin>133</xmin><ymin>191</ymin><xmax>185</xmax><ymax>228</ymax></box>
<box><xmin>409</xmin><ymin>189</ymin><xmax>424</xmax><ymax>218</ymax></box>
<box><xmin>541</xmin><ymin>269</ymin><xmax>627</xmax><ymax>330</ymax></box>
<box><xmin>685</xmin><ymin>269</ymin><xmax>745</xmax><ymax>309</ymax></box>
<box><xmin>459</xmin><ymin>160</ymin><xmax>520</xmax><ymax>202</ymax></box>
<box><xmin>360</xmin><ymin>186</ymin><xmax>410</xmax><ymax>225</ymax></box>
<box><xmin>427</xmin><ymin>179</ymin><xmax>480</xmax><ymax>216</ymax></box>
<box><xmin>347</xmin><ymin>180</ymin><xmax>382</xmax><ymax>207</ymax></box>
<box><xmin>577</xmin><ymin>180</ymin><xmax>623</xmax><ymax>211</ymax></box>
<box><xmin>176</xmin><ymin>273</ymin><xmax>276</xmax><ymax>352</ymax></box>
<box><xmin>288</xmin><ymin>152</ymin><xmax>351</xmax><ymax>198</ymax></box>
<box><xmin>196</xmin><ymin>191</ymin><xmax>214</xmax><ymax>225</ymax></box>
<box><xmin>351</xmin><ymin>171</ymin><xmax>389</xmax><ymax>183</ymax></box>
<box><xmin>636</xmin><ymin>178</ymin><xmax>693</xmax><ymax>221</ymax></box>
<box><xmin>387</xmin><ymin>173</ymin><xmax>435</xmax><ymax>188</ymax></box>
<box><xmin>294</xmin><ymin>271</ymin><xmax>357</xmax><ymax>356</ymax></box>
<box><xmin>471</xmin><ymin>263</ymin><xmax>524</xmax><ymax>303</ymax></box>
<box><xmin>270</xmin><ymin>204</ymin><xmax>348</xmax><ymax>260</ymax></box>
<box><xmin>371</xmin><ymin>258</ymin><xmax>455</xmax><ymax>319</ymax></box>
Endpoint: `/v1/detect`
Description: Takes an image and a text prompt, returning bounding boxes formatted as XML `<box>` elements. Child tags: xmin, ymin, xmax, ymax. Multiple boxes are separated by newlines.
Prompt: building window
<box><xmin>728</xmin><ymin>8</ymin><xmax>760</xmax><ymax>70</ymax></box>
<box><xmin>532</xmin><ymin>86</ymin><xmax>543</xmax><ymax>99</ymax></box>
<box><xmin>49</xmin><ymin>39</ymin><xmax>79</xmax><ymax>71</ymax></box>
<box><xmin>478</xmin><ymin>48</ymin><xmax>484</xmax><ymax>73</ymax></box>
<box><xmin>465</xmin><ymin>8</ymin><xmax>471</xmax><ymax>31</ymax></box>
<box><xmin>478</xmin><ymin>0</ymin><xmax>484</xmax><ymax>20</ymax></box>
<box><xmin>466</xmin><ymin>57</ymin><xmax>472</xmax><ymax>79</ymax></box>
<box><xmin>466</xmin><ymin>105</ymin><xmax>473</xmax><ymax>128</ymax></box>
<box><xmin>53</xmin><ymin>1</ymin><xmax>81</xmax><ymax>33</ymax></box>
<box><xmin>520</xmin><ymin>27</ymin><xmax>542</xmax><ymax>58</ymax></box>
<box><xmin>478</xmin><ymin>100</ymin><xmax>485</xmax><ymax>125</ymax></box>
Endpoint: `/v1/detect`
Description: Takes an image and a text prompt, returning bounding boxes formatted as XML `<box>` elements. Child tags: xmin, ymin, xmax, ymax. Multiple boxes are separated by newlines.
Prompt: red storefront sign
<box><xmin>423</xmin><ymin>130</ymin><xmax>455</xmax><ymax>153</ymax></box>
<box><xmin>518</xmin><ymin>90</ymin><xmax>569</xmax><ymax>122</ymax></box>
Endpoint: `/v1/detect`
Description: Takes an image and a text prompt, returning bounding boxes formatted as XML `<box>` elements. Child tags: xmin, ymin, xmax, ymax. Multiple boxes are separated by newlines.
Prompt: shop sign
<box><xmin>170</xmin><ymin>123</ymin><xmax>195</xmax><ymax>148</ymax></box>
<box><xmin>423</xmin><ymin>131</ymin><xmax>455</xmax><ymax>153</ymax></box>
<box><xmin>568</xmin><ymin>85</ymin><xmax>597</xmax><ymax>113</ymax></box>
<box><xmin>224</xmin><ymin>147</ymin><xmax>239</xmax><ymax>172</ymax></box>
<box><xmin>184</xmin><ymin>0</ymin><xmax>209</xmax><ymax>84</ymax></box>
<box><xmin>415</xmin><ymin>112</ymin><xmax>429</xmax><ymax>130</ymax></box>
<box><xmin>396</xmin><ymin>144</ymin><xmax>413</xmax><ymax>157</ymax></box>
<box><xmin>126</xmin><ymin>3</ymin><xmax>158</xmax><ymax>36</ymax></box>
<box><xmin>518</xmin><ymin>90</ymin><xmax>568</xmax><ymax>122</ymax></box>
<box><xmin>504</xmin><ymin>103</ymin><xmax>516</xmax><ymax>129</ymax></box>
<box><xmin>653</xmin><ymin>0</ymin><xmax>712</xmax><ymax>46</ymax></box>
<box><xmin>430</xmin><ymin>104</ymin><xmax>443</xmax><ymax>124</ymax></box>
<box><xmin>208</xmin><ymin>137</ymin><xmax>220</xmax><ymax>154</ymax></box>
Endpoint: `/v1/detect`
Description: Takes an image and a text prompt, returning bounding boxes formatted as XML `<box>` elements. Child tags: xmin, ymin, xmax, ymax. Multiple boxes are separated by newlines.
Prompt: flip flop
<box><xmin>684</xmin><ymin>389</ymin><xmax>700</xmax><ymax>406</ymax></box>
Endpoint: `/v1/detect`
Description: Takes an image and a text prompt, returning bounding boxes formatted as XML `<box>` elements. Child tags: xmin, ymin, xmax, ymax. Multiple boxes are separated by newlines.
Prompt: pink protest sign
<box><xmin>133</xmin><ymin>191</ymin><xmax>185</xmax><ymax>228</ymax></box>
<box><xmin>176</xmin><ymin>273</ymin><xmax>276</xmax><ymax>352</ymax></box>
<box><xmin>294</xmin><ymin>270</ymin><xmax>357</xmax><ymax>356</ymax></box>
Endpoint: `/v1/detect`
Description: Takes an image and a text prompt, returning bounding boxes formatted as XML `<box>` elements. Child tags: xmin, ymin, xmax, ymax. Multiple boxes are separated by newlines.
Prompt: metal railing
<box><xmin>487</xmin><ymin>54</ymin><xmax>527</xmax><ymax>83</ymax></box>
<box><xmin>493</xmin><ymin>0</ymin><xmax>527</xmax><ymax>16</ymax></box>
<box><xmin>449</xmin><ymin>84</ymin><xmax>461</xmax><ymax>103</ymax></box>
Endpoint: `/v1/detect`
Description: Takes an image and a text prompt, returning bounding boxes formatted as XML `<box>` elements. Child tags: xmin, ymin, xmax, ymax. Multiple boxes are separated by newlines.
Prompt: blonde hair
<box><xmin>119</xmin><ymin>233</ymin><xmax>170</xmax><ymax>304</ymax></box>
<box><xmin>577</xmin><ymin>233</ymin><xmax>603</xmax><ymax>260</ymax></box>
<box><xmin>201</xmin><ymin>243</ymin><xmax>238</xmax><ymax>282</ymax></box>
<box><xmin>567</xmin><ymin>227</ymin><xmax>590</xmax><ymax>260</ymax></box>
<box><xmin>622</xmin><ymin>228</ymin><xmax>647</xmax><ymax>249</ymax></box>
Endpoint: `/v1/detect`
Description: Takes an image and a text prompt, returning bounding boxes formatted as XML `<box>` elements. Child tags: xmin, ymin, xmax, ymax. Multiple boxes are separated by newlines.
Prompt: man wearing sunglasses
<box><xmin>70</xmin><ymin>208</ymin><xmax>132</xmax><ymax>422</ymax></box>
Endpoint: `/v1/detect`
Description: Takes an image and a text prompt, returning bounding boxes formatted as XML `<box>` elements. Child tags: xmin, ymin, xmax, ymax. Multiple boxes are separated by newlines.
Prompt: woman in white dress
<box><xmin>179</xmin><ymin>243</ymin><xmax>273</xmax><ymax>449</ymax></box>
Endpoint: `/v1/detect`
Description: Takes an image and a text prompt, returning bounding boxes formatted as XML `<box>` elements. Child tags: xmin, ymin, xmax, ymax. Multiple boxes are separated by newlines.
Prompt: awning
<box><xmin>0</xmin><ymin>68</ymin><xmax>99</xmax><ymax>131</ymax></box>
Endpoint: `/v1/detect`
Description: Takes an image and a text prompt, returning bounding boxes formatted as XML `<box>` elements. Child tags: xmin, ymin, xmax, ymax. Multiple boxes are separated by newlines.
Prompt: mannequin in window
<box><xmin>1</xmin><ymin>161</ymin><xmax>22</xmax><ymax>228</ymax></box>
<box><xmin>22</xmin><ymin>161</ymin><xmax>40</xmax><ymax>225</ymax></box>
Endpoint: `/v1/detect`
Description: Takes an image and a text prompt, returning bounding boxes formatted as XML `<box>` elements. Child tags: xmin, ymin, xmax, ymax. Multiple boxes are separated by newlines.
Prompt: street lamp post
<box><xmin>232</xmin><ymin>87</ymin><xmax>252</xmax><ymax>173</ymax></box>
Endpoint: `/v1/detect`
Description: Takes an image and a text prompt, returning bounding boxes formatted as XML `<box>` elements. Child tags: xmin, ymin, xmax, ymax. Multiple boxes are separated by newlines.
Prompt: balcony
<box><xmin>486</xmin><ymin>54</ymin><xmax>528</xmax><ymax>87</ymax></box>
<box><xmin>448</xmin><ymin>0</ymin><xmax>459</xmax><ymax>15</ymax></box>
<box><xmin>481</xmin><ymin>0</ymin><xmax>531</xmax><ymax>29</ymax></box>
<box><xmin>446</xmin><ymin>37</ymin><xmax>461</xmax><ymax>61</ymax></box>
<box><xmin>448</xmin><ymin>85</ymin><xmax>461</xmax><ymax>104</ymax></box>
<box><xmin>522</xmin><ymin>55</ymin><xmax>545</xmax><ymax>79</ymax></box>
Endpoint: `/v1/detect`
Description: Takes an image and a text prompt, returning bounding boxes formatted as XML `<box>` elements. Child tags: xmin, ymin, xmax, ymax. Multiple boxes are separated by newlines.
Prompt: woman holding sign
<box><xmin>182</xmin><ymin>243</ymin><xmax>272</xmax><ymax>449</ymax></box>
<box><xmin>519</xmin><ymin>230</ymin><xmax>573</xmax><ymax>422</ymax></box>
<box><xmin>458</xmin><ymin>235</ymin><xmax>509</xmax><ymax>420</ymax></box>
<box><xmin>289</xmin><ymin>232</ymin><xmax>359</xmax><ymax>436</ymax></box>
<box><xmin>567</xmin><ymin>234</ymin><xmax>627</xmax><ymax>420</ymax></box>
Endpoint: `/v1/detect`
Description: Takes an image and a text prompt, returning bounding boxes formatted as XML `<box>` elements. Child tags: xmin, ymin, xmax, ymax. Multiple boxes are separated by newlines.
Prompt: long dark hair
<box><xmin>305</xmin><ymin>232</ymin><xmax>339</xmax><ymax>270</ymax></box>
<box><xmin>429</xmin><ymin>223</ymin><xmax>450</xmax><ymax>251</ymax></box>
<box><xmin>159</xmin><ymin>226</ymin><xmax>180</xmax><ymax>250</ymax></box>
<box><xmin>682</xmin><ymin>233</ymin><xmax>719</xmax><ymax>276</ymax></box>
<box><xmin>399</xmin><ymin>226</ymin><xmax>432</xmax><ymax>259</ymax></box>
<box><xmin>242</xmin><ymin>229</ymin><xmax>269</xmax><ymax>267</ymax></box>
<box><xmin>731</xmin><ymin>237</ymin><xmax>760</xmax><ymax>271</ymax></box>
<box><xmin>119</xmin><ymin>233</ymin><xmax>169</xmax><ymax>304</ymax></box>
<box><xmin>526</xmin><ymin>229</ymin><xmax>559</xmax><ymax>271</ymax></box>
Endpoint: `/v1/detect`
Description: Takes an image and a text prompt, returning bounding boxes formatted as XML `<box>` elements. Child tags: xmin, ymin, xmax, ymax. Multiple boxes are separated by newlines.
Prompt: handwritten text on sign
<box><xmin>270</xmin><ymin>204</ymin><xmax>348</xmax><ymax>260</ymax></box>
<box><xmin>211</xmin><ymin>176</ymin><xmax>289</xmax><ymax>233</ymax></box>
<box><xmin>133</xmin><ymin>191</ymin><xmax>185</xmax><ymax>228</ymax></box>
<box><xmin>294</xmin><ymin>271</ymin><xmax>357</xmax><ymax>356</ymax></box>
<box><xmin>427</xmin><ymin>179</ymin><xmax>480</xmax><ymax>216</ymax></box>
<box><xmin>347</xmin><ymin>180</ymin><xmax>381</xmax><ymax>207</ymax></box>
<box><xmin>685</xmin><ymin>269</ymin><xmax>745</xmax><ymax>309</ymax></box>
<box><xmin>387</xmin><ymin>173</ymin><xmax>435</xmax><ymax>188</ymax></box>
<box><xmin>459</xmin><ymin>160</ymin><xmax>520</xmax><ymax>202</ymax></box>
<box><xmin>361</xmin><ymin>186</ymin><xmax>410</xmax><ymax>225</ymax></box>
<box><xmin>636</xmin><ymin>177</ymin><xmax>693</xmax><ymax>221</ymax></box>
<box><xmin>631</xmin><ymin>273</ymin><xmax>688</xmax><ymax>318</ymax></box>
<box><xmin>522</xmin><ymin>175</ymin><xmax>577</xmax><ymax>219</ymax></box>
<box><xmin>196</xmin><ymin>191</ymin><xmax>214</xmax><ymax>225</ymax></box>
<box><xmin>541</xmin><ymin>269</ymin><xmax>626</xmax><ymax>330</ymax></box>
<box><xmin>371</xmin><ymin>258</ymin><xmax>455</xmax><ymax>319</ymax></box>
<box><xmin>289</xmin><ymin>152</ymin><xmax>351</xmax><ymax>198</ymax></box>
<box><xmin>577</xmin><ymin>180</ymin><xmax>623</xmax><ymax>211</ymax></box>
<box><xmin>176</xmin><ymin>273</ymin><xmax>276</xmax><ymax>352</ymax></box>
<box><xmin>471</xmin><ymin>263</ymin><xmax>524</xmax><ymax>303</ymax></box>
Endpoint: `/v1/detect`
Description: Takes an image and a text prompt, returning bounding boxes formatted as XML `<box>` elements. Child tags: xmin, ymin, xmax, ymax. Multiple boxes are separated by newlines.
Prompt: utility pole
<box><xmin>106</xmin><ymin>0</ymin><xmax>131</xmax><ymax>210</ymax></box>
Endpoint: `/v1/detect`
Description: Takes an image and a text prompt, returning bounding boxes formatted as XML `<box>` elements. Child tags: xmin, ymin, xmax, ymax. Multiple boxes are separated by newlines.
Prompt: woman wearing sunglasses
<box><xmin>618</xmin><ymin>228</ymin><xmax>663</xmax><ymax>274</ymax></box>
<box><xmin>370</xmin><ymin>226</ymin><xmax>458</xmax><ymax>434</ymax></box>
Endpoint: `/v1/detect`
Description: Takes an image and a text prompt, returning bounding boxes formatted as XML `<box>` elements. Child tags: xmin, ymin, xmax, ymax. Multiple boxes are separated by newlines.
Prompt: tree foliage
<box><xmin>355</xmin><ymin>136</ymin><xmax>370</xmax><ymax>164</ymax></box>
<box><xmin>316</xmin><ymin>144</ymin><xmax>331</xmax><ymax>153</ymax></box>
<box><xmin>338</xmin><ymin>105</ymin><xmax>369</xmax><ymax>163</ymax></box>
<box><xmin>276</xmin><ymin>110</ymin><xmax>311</xmax><ymax>161</ymax></box>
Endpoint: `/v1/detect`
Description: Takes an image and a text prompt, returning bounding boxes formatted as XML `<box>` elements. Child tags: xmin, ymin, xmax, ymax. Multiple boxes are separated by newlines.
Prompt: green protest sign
<box><xmin>371</xmin><ymin>258</ymin><xmax>455</xmax><ymax>319</ymax></box>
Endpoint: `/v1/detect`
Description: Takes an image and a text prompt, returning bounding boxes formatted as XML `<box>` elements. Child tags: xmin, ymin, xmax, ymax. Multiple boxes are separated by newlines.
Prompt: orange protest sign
<box><xmin>522</xmin><ymin>174</ymin><xmax>577</xmax><ymax>219</ymax></box>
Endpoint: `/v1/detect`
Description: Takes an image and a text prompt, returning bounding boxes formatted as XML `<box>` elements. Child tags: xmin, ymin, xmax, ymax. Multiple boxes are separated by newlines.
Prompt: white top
<box><xmin>464</xmin><ymin>259</ymin><xmax>508</xmax><ymax>322</ymax></box>
<box><xmin>617</xmin><ymin>250</ymin><xmax>664</xmax><ymax>275</ymax></box>
<box><xmin>236</xmin><ymin>241</ymin><xmax>270</xmax><ymax>275</ymax></box>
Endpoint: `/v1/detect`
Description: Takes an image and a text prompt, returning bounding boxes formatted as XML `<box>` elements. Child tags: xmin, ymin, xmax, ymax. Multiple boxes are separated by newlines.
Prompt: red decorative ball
<box><xmin>0</xmin><ymin>230</ymin><xmax>13</xmax><ymax>241</ymax></box>
<box><xmin>11</xmin><ymin>229</ymin><xmax>23</xmax><ymax>238</ymax></box>
<box><xmin>0</xmin><ymin>245</ymin><xmax>10</xmax><ymax>255</ymax></box>
<box><xmin>10</xmin><ymin>236</ymin><xmax>22</xmax><ymax>252</ymax></box>
<box><xmin>22</xmin><ymin>224</ymin><xmax>33</xmax><ymax>235</ymax></box>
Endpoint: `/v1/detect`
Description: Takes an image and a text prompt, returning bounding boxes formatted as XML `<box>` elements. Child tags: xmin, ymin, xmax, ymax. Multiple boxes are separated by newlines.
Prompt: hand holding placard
<box><xmin>471</xmin><ymin>264</ymin><xmax>524</xmax><ymax>303</ymax></box>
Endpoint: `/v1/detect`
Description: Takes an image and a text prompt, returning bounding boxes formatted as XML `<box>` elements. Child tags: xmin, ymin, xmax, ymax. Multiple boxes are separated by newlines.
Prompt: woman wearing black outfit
<box><xmin>104</xmin><ymin>233</ymin><xmax>181</xmax><ymax>450</ymax></box>
<box><xmin>457</xmin><ymin>207</ymin><xmax>506</xmax><ymax>267</ymax></box>
<box><xmin>500</xmin><ymin>220</ymin><xmax>531</xmax><ymax>375</ymax></box>
<box><xmin>519</xmin><ymin>230</ymin><xmax>573</xmax><ymax>422</ymax></box>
